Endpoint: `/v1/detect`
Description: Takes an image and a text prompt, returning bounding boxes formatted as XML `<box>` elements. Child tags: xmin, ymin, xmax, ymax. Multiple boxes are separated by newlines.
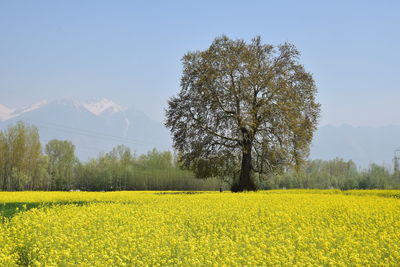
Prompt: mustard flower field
<box><xmin>1</xmin><ymin>190</ymin><xmax>399</xmax><ymax>266</ymax></box>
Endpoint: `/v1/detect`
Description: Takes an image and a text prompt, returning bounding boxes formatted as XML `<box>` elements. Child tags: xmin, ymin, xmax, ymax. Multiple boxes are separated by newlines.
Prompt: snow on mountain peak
<box><xmin>82</xmin><ymin>98</ymin><xmax>127</xmax><ymax>116</ymax></box>
<box><xmin>15</xmin><ymin>100</ymin><xmax>48</xmax><ymax>114</ymax></box>
<box><xmin>0</xmin><ymin>100</ymin><xmax>48</xmax><ymax>121</ymax></box>
<box><xmin>0</xmin><ymin>98</ymin><xmax>127</xmax><ymax>121</ymax></box>
<box><xmin>0</xmin><ymin>104</ymin><xmax>14</xmax><ymax>121</ymax></box>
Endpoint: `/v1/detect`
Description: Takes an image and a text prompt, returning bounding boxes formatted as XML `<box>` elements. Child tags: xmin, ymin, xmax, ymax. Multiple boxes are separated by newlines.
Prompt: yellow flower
<box><xmin>0</xmin><ymin>190</ymin><xmax>399</xmax><ymax>266</ymax></box>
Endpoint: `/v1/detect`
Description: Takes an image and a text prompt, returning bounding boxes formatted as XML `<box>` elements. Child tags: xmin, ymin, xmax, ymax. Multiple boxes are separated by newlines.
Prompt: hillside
<box><xmin>310</xmin><ymin>124</ymin><xmax>400</xmax><ymax>168</ymax></box>
<box><xmin>0</xmin><ymin>99</ymin><xmax>171</xmax><ymax>159</ymax></box>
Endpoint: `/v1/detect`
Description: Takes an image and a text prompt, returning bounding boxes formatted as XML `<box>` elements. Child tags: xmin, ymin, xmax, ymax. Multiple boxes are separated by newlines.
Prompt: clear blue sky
<box><xmin>1</xmin><ymin>0</ymin><xmax>399</xmax><ymax>126</ymax></box>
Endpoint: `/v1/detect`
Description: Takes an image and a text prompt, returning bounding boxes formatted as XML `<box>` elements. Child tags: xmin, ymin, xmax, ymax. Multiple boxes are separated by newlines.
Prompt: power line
<box><xmin>22</xmin><ymin>117</ymin><xmax>167</xmax><ymax>148</ymax></box>
<box><xmin>41</xmin><ymin>138</ymin><xmax>102</xmax><ymax>153</ymax></box>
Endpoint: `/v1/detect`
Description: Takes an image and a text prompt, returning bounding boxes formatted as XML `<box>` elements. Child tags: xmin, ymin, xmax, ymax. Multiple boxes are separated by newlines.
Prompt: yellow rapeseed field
<box><xmin>0</xmin><ymin>190</ymin><xmax>399</xmax><ymax>266</ymax></box>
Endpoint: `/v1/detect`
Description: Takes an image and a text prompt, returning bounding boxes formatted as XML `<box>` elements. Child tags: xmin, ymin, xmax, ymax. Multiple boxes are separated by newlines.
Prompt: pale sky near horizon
<box><xmin>0</xmin><ymin>0</ymin><xmax>399</xmax><ymax>126</ymax></box>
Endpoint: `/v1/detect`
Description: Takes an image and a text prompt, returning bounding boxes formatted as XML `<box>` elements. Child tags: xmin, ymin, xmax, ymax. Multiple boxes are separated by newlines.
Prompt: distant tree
<box><xmin>359</xmin><ymin>163</ymin><xmax>390</xmax><ymax>189</ymax></box>
<box><xmin>0</xmin><ymin>122</ymin><xmax>43</xmax><ymax>190</ymax></box>
<box><xmin>35</xmin><ymin>155</ymin><xmax>50</xmax><ymax>190</ymax></box>
<box><xmin>24</xmin><ymin>125</ymin><xmax>42</xmax><ymax>190</ymax></box>
<box><xmin>45</xmin><ymin>139</ymin><xmax>78</xmax><ymax>190</ymax></box>
<box><xmin>165</xmin><ymin>36</ymin><xmax>320</xmax><ymax>191</ymax></box>
<box><xmin>108</xmin><ymin>145</ymin><xmax>134</xmax><ymax>165</ymax></box>
<box><xmin>0</xmin><ymin>131</ymin><xmax>6</xmax><ymax>189</ymax></box>
<box><xmin>138</xmin><ymin>148</ymin><xmax>173</xmax><ymax>170</ymax></box>
<box><xmin>105</xmin><ymin>145</ymin><xmax>134</xmax><ymax>190</ymax></box>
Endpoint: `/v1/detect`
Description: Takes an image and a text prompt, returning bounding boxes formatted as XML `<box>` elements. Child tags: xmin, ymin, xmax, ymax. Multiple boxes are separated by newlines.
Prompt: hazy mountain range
<box><xmin>1</xmin><ymin>99</ymin><xmax>399</xmax><ymax>169</ymax></box>
<box><xmin>0</xmin><ymin>98</ymin><xmax>171</xmax><ymax>159</ymax></box>
<box><xmin>310</xmin><ymin>124</ymin><xmax>400</xmax><ymax>169</ymax></box>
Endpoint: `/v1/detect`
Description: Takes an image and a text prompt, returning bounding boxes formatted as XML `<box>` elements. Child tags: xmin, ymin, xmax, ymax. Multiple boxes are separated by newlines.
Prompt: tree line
<box><xmin>0</xmin><ymin>122</ymin><xmax>219</xmax><ymax>191</ymax></box>
<box><xmin>0</xmin><ymin>121</ymin><xmax>399</xmax><ymax>191</ymax></box>
<box><xmin>261</xmin><ymin>159</ymin><xmax>400</xmax><ymax>190</ymax></box>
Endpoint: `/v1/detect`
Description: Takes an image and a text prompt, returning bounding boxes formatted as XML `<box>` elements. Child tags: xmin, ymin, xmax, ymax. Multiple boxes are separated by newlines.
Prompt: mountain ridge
<box><xmin>0</xmin><ymin>98</ymin><xmax>132</xmax><ymax>120</ymax></box>
<box><xmin>310</xmin><ymin>124</ymin><xmax>400</xmax><ymax>169</ymax></box>
<box><xmin>1</xmin><ymin>99</ymin><xmax>399</xmax><ymax>169</ymax></box>
<box><xmin>0</xmin><ymin>98</ymin><xmax>172</xmax><ymax>160</ymax></box>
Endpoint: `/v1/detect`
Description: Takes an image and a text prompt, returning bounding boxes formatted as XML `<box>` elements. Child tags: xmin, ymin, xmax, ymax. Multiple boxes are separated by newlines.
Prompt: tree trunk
<box><xmin>236</xmin><ymin>140</ymin><xmax>256</xmax><ymax>192</ymax></box>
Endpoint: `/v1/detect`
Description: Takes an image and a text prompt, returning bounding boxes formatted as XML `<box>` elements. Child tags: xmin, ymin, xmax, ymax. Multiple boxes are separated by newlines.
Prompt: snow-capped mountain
<box><xmin>0</xmin><ymin>100</ymin><xmax>48</xmax><ymax>121</ymax></box>
<box><xmin>83</xmin><ymin>98</ymin><xmax>127</xmax><ymax>116</ymax></box>
<box><xmin>0</xmin><ymin>104</ymin><xmax>14</xmax><ymax>121</ymax></box>
<box><xmin>0</xmin><ymin>98</ymin><xmax>129</xmax><ymax>121</ymax></box>
<box><xmin>0</xmin><ymin>99</ymin><xmax>172</xmax><ymax>160</ymax></box>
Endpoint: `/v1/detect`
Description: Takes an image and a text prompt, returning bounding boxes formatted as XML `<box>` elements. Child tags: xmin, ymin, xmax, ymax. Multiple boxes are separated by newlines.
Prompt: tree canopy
<box><xmin>0</xmin><ymin>122</ymin><xmax>44</xmax><ymax>190</ymax></box>
<box><xmin>45</xmin><ymin>139</ymin><xmax>78</xmax><ymax>190</ymax></box>
<box><xmin>165</xmin><ymin>36</ymin><xmax>321</xmax><ymax>191</ymax></box>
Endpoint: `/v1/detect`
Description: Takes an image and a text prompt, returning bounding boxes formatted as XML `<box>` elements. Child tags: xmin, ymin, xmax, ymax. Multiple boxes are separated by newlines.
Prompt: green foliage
<box><xmin>45</xmin><ymin>139</ymin><xmax>78</xmax><ymax>190</ymax></box>
<box><xmin>260</xmin><ymin>158</ymin><xmax>400</xmax><ymax>190</ymax></box>
<box><xmin>1</xmin><ymin>122</ymin><xmax>399</xmax><ymax>191</ymax></box>
<box><xmin>76</xmin><ymin>147</ymin><xmax>219</xmax><ymax>191</ymax></box>
<box><xmin>0</xmin><ymin>122</ymin><xmax>42</xmax><ymax>190</ymax></box>
<box><xmin>165</xmin><ymin>36</ymin><xmax>320</xmax><ymax>191</ymax></box>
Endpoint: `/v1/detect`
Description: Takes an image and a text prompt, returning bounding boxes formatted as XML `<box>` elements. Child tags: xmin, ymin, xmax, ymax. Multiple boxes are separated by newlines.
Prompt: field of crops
<box><xmin>1</xmin><ymin>190</ymin><xmax>399</xmax><ymax>266</ymax></box>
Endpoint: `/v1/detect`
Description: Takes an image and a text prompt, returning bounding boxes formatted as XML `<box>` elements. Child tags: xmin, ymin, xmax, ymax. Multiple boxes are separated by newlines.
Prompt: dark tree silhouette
<box><xmin>165</xmin><ymin>36</ymin><xmax>320</xmax><ymax>191</ymax></box>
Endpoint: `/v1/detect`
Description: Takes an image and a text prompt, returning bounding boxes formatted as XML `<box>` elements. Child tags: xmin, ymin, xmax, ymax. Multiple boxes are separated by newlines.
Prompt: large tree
<box><xmin>165</xmin><ymin>36</ymin><xmax>320</xmax><ymax>191</ymax></box>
